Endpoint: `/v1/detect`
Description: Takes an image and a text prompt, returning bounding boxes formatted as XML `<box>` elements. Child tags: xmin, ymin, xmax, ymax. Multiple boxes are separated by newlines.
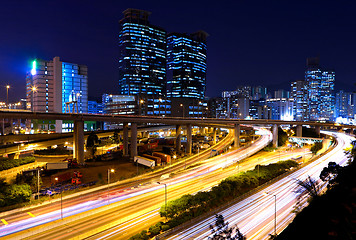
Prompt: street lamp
<box><xmin>6</xmin><ymin>85</ymin><xmax>10</xmax><ymax>108</ymax></box>
<box><xmin>107</xmin><ymin>168</ymin><xmax>115</xmax><ymax>204</ymax></box>
<box><xmin>180</xmin><ymin>104</ymin><xmax>185</xmax><ymax>118</ymax></box>
<box><xmin>54</xmin><ymin>177</ymin><xmax>63</xmax><ymax>220</ymax></box>
<box><xmin>157</xmin><ymin>182</ymin><xmax>167</xmax><ymax>222</ymax></box>
<box><xmin>31</xmin><ymin>86</ymin><xmax>37</xmax><ymax>112</ymax></box>
<box><xmin>264</xmin><ymin>192</ymin><xmax>277</xmax><ymax>238</ymax></box>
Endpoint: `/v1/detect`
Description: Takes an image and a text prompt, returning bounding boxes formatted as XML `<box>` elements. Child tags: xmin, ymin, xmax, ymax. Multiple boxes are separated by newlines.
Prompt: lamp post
<box><xmin>6</xmin><ymin>85</ymin><xmax>10</xmax><ymax>108</ymax></box>
<box><xmin>107</xmin><ymin>168</ymin><xmax>115</xmax><ymax>204</ymax></box>
<box><xmin>264</xmin><ymin>192</ymin><xmax>277</xmax><ymax>237</ymax></box>
<box><xmin>157</xmin><ymin>182</ymin><xmax>167</xmax><ymax>222</ymax></box>
<box><xmin>54</xmin><ymin>177</ymin><xmax>63</xmax><ymax>220</ymax></box>
<box><xmin>37</xmin><ymin>167</ymin><xmax>43</xmax><ymax>198</ymax></box>
<box><xmin>180</xmin><ymin>104</ymin><xmax>185</xmax><ymax>118</ymax></box>
<box><xmin>31</xmin><ymin>86</ymin><xmax>37</xmax><ymax>112</ymax></box>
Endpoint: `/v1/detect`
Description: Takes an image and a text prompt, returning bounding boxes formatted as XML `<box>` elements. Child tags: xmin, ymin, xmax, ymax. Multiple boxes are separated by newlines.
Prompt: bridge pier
<box><xmin>130</xmin><ymin>123</ymin><xmax>137</xmax><ymax>160</ymax></box>
<box><xmin>296</xmin><ymin>125</ymin><xmax>302</xmax><ymax>137</ymax></box>
<box><xmin>234</xmin><ymin>124</ymin><xmax>240</xmax><ymax>148</ymax></box>
<box><xmin>315</xmin><ymin>126</ymin><xmax>320</xmax><ymax>137</ymax></box>
<box><xmin>73</xmin><ymin>120</ymin><xmax>84</xmax><ymax>164</ymax></box>
<box><xmin>123</xmin><ymin>122</ymin><xmax>129</xmax><ymax>157</ymax></box>
<box><xmin>272</xmin><ymin>124</ymin><xmax>278</xmax><ymax>148</ymax></box>
<box><xmin>187</xmin><ymin>124</ymin><xmax>192</xmax><ymax>155</ymax></box>
<box><xmin>213</xmin><ymin>127</ymin><xmax>217</xmax><ymax>145</ymax></box>
<box><xmin>176</xmin><ymin>125</ymin><xmax>182</xmax><ymax>153</ymax></box>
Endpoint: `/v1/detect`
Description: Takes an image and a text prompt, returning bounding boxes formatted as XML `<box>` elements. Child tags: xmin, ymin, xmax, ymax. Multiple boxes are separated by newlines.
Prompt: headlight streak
<box><xmin>0</xmin><ymin>128</ymin><xmax>278</xmax><ymax>238</ymax></box>
<box><xmin>166</xmin><ymin>131</ymin><xmax>354</xmax><ymax>240</ymax></box>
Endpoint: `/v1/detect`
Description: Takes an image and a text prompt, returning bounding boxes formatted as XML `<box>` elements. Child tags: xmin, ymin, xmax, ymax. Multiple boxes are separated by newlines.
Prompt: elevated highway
<box><xmin>0</xmin><ymin>111</ymin><xmax>352</xmax><ymax>164</ymax></box>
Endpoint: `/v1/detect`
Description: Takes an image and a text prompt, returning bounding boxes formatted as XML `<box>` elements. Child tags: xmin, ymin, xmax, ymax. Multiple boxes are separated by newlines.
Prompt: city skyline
<box><xmin>1</xmin><ymin>1</ymin><xmax>356</xmax><ymax>102</ymax></box>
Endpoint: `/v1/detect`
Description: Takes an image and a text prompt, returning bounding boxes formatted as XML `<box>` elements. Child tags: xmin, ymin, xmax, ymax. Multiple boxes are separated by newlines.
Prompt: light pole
<box><xmin>157</xmin><ymin>182</ymin><xmax>167</xmax><ymax>222</ymax></box>
<box><xmin>6</xmin><ymin>85</ymin><xmax>10</xmax><ymax>108</ymax></box>
<box><xmin>264</xmin><ymin>192</ymin><xmax>277</xmax><ymax>237</ymax></box>
<box><xmin>107</xmin><ymin>168</ymin><xmax>115</xmax><ymax>204</ymax></box>
<box><xmin>54</xmin><ymin>177</ymin><xmax>63</xmax><ymax>220</ymax></box>
<box><xmin>37</xmin><ymin>167</ymin><xmax>43</xmax><ymax>198</ymax></box>
<box><xmin>180</xmin><ymin>104</ymin><xmax>185</xmax><ymax>118</ymax></box>
<box><xmin>31</xmin><ymin>86</ymin><xmax>37</xmax><ymax>112</ymax></box>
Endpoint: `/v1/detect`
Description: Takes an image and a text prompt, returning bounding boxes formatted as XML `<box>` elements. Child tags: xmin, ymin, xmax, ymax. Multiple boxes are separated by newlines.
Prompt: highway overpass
<box><xmin>0</xmin><ymin>111</ymin><xmax>352</xmax><ymax>163</ymax></box>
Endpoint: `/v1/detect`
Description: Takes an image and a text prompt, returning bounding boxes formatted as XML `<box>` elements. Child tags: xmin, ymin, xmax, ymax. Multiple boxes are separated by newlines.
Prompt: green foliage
<box><xmin>0</xmin><ymin>157</ymin><xmax>35</xmax><ymax>171</ymax></box>
<box><xmin>160</xmin><ymin>160</ymin><xmax>298</xmax><ymax>227</ymax></box>
<box><xmin>0</xmin><ymin>178</ymin><xmax>32</xmax><ymax>207</ymax></box>
<box><xmin>128</xmin><ymin>230</ymin><xmax>149</xmax><ymax>240</ymax></box>
<box><xmin>86</xmin><ymin>131</ymin><xmax>99</xmax><ymax>157</ymax></box>
<box><xmin>278</xmin><ymin>127</ymin><xmax>288</xmax><ymax>146</ymax></box>
<box><xmin>310</xmin><ymin>142</ymin><xmax>323</xmax><ymax>154</ymax></box>
<box><xmin>134</xmin><ymin>160</ymin><xmax>298</xmax><ymax>240</ymax></box>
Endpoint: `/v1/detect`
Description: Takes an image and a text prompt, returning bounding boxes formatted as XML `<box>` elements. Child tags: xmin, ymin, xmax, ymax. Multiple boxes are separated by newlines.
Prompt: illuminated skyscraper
<box><xmin>167</xmin><ymin>31</ymin><xmax>208</xmax><ymax>117</ymax></box>
<box><xmin>167</xmin><ymin>31</ymin><xmax>208</xmax><ymax>99</ymax></box>
<box><xmin>304</xmin><ymin>57</ymin><xmax>335</xmax><ymax>121</ymax></box>
<box><xmin>118</xmin><ymin>9</ymin><xmax>168</xmax><ymax>115</ymax></box>
<box><xmin>26</xmin><ymin>56</ymin><xmax>88</xmax><ymax>114</ymax></box>
<box><xmin>26</xmin><ymin>56</ymin><xmax>88</xmax><ymax>132</ymax></box>
<box><xmin>291</xmin><ymin>80</ymin><xmax>307</xmax><ymax>121</ymax></box>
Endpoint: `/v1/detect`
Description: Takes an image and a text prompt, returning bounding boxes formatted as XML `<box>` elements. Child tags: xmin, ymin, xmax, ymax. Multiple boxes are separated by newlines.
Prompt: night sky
<box><xmin>1</xmin><ymin>0</ymin><xmax>356</xmax><ymax>103</ymax></box>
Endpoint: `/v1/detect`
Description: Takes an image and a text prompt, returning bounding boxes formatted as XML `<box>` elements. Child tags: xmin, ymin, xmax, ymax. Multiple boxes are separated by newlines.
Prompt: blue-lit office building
<box><xmin>118</xmin><ymin>9</ymin><xmax>168</xmax><ymax>116</ymax></box>
<box><xmin>305</xmin><ymin>57</ymin><xmax>335</xmax><ymax>121</ymax></box>
<box><xmin>26</xmin><ymin>56</ymin><xmax>88</xmax><ymax>132</ymax></box>
<box><xmin>291</xmin><ymin>80</ymin><xmax>308</xmax><ymax>121</ymax></box>
<box><xmin>167</xmin><ymin>31</ymin><xmax>208</xmax><ymax>117</ymax></box>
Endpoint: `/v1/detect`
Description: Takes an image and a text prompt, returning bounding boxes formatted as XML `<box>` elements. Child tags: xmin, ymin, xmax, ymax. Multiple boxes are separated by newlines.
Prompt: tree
<box><xmin>86</xmin><ymin>131</ymin><xmax>99</xmax><ymax>158</ymax></box>
<box><xmin>310</xmin><ymin>142</ymin><xmax>323</xmax><ymax>154</ymax></box>
<box><xmin>295</xmin><ymin>175</ymin><xmax>320</xmax><ymax>199</ymax></box>
<box><xmin>320</xmin><ymin>162</ymin><xmax>341</xmax><ymax>189</ymax></box>
<box><xmin>209</xmin><ymin>214</ymin><xmax>246</xmax><ymax>240</ymax></box>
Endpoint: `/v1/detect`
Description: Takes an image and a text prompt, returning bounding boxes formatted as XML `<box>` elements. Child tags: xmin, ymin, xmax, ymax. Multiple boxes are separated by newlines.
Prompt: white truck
<box><xmin>46</xmin><ymin>162</ymin><xmax>68</xmax><ymax>170</ymax></box>
<box><xmin>134</xmin><ymin>156</ymin><xmax>155</xmax><ymax>168</ymax></box>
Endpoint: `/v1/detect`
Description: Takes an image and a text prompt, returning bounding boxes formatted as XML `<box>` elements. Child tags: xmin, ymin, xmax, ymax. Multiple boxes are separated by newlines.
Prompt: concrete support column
<box><xmin>176</xmin><ymin>125</ymin><xmax>182</xmax><ymax>153</ymax></box>
<box><xmin>234</xmin><ymin>124</ymin><xmax>240</xmax><ymax>148</ymax></box>
<box><xmin>130</xmin><ymin>123</ymin><xmax>137</xmax><ymax>160</ymax></box>
<box><xmin>9</xmin><ymin>119</ymin><xmax>13</xmax><ymax>134</ymax></box>
<box><xmin>74</xmin><ymin>120</ymin><xmax>84</xmax><ymax>164</ymax></box>
<box><xmin>213</xmin><ymin>127</ymin><xmax>217</xmax><ymax>145</ymax></box>
<box><xmin>272</xmin><ymin>124</ymin><xmax>278</xmax><ymax>148</ymax></box>
<box><xmin>296</xmin><ymin>125</ymin><xmax>302</xmax><ymax>137</ymax></box>
<box><xmin>315</xmin><ymin>125</ymin><xmax>321</xmax><ymax>137</ymax></box>
<box><xmin>187</xmin><ymin>124</ymin><xmax>192</xmax><ymax>155</ymax></box>
<box><xmin>123</xmin><ymin>122</ymin><xmax>129</xmax><ymax>157</ymax></box>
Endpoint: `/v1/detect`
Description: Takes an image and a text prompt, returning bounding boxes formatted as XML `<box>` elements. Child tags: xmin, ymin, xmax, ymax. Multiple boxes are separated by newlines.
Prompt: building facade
<box><xmin>26</xmin><ymin>56</ymin><xmax>88</xmax><ymax>114</ymax></box>
<box><xmin>304</xmin><ymin>57</ymin><xmax>335</xmax><ymax>121</ymax></box>
<box><xmin>118</xmin><ymin>9</ymin><xmax>167</xmax><ymax>116</ymax></box>
<box><xmin>26</xmin><ymin>56</ymin><xmax>88</xmax><ymax>132</ymax></box>
<box><xmin>266</xmin><ymin>98</ymin><xmax>294</xmax><ymax>120</ymax></box>
<box><xmin>291</xmin><ymin>80</ymin><xmax>308</xmax><ymax>121</ymax></box>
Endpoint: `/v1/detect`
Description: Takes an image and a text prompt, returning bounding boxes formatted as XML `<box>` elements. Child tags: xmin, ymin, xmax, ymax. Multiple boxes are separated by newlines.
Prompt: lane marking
<box><xmin>27</xmin><ymin>212</ymin><xmax>36</xmax><ymax>217</ymax></box>
<box><xmin>1</xmin><ymin>219</ymin><xmax>8</xmax><ymax>225</ymax></box>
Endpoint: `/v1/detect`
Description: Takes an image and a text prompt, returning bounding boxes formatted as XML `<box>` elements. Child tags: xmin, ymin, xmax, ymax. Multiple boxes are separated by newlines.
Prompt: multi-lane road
<box><xmin>1</xmin><ymin>129</ymin><xmax>341</xmax><ymax>240</ymax></box>
<box><xmin>165</xmin><ymin>131</ymin><xmax>354</xmax><ymax>239</ymax></box>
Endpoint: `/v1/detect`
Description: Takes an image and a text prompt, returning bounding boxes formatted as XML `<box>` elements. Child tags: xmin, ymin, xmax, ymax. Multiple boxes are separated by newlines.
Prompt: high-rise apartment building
<box><xmin>26</xmin><ymin>56</ymin><xmax>88</xmax><ymax>132</ymax></box>
<box><xmin>26</xmin><ymin>56</ymin><xmax>88</xmax><ymax>114</ymax></box>
<box><xmin>291</xmin><ymin>80</ymin><xmax>308</xmax><ymax>121</ymax></box>
<box><xmin>118</xmin><ymin>9</ymin><xmax>168</xmax><ymax>116</ymax></box>
<box><xmin>304</xmin><ymin>57</ymin><xmax>335</xmax><ymax>121</ymax></box>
